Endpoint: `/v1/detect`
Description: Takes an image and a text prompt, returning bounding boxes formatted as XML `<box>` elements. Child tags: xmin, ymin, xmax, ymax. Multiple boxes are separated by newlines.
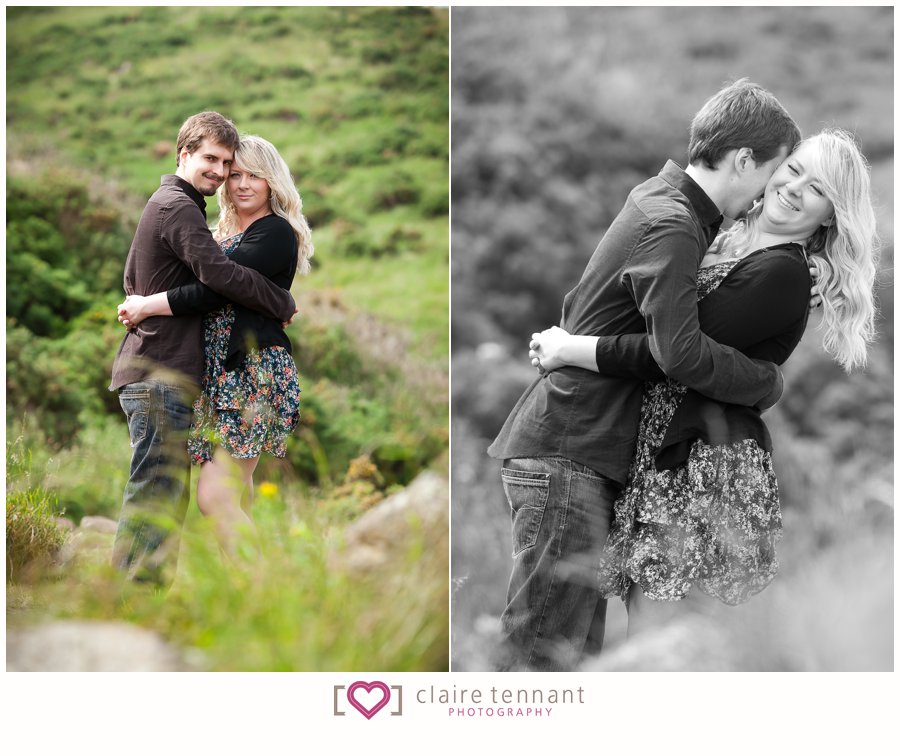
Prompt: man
<box><xmin>487</xmin><ymin>80</ymin><xmax>801</xmax><ymax>670</ymax></box>
<box><xmin>109</xmin><ymin>111</ymin><xmax>296</xmax><ymax>584</ymax></box>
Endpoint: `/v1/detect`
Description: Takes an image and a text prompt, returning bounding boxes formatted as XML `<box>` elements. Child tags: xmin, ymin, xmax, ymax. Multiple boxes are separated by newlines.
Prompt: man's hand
<box><xmin>809</xmin><ymin>257</ymin><xmax>823</xmax><ymax>311</ymax></box>
<box><xmin>529</xmin><ymin>326</ymin><xmax>572</xmax><ymax>373</ymax></box>
<box><xmin>117</xmin><ymin>294</ymin><xmax>151</xmax><ymax>329</ymax></box>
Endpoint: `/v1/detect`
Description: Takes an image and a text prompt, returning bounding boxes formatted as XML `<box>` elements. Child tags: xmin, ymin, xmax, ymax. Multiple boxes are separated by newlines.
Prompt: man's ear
<box><xmin>735</xmin><ymin>147</ymin><xmax>756</xmax><ymax>173</ymax></box>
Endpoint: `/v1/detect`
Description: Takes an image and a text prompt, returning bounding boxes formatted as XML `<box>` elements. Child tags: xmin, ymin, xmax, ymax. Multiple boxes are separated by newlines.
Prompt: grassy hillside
<box><xmin>8</xmin><ymin>5</ymin><xmax>448</xmax><ymax>354</ymax></box>
<box><xmin>6</xmin><ymin>6</ymin><xmax>448</xmax><ymax>671</ymax></box>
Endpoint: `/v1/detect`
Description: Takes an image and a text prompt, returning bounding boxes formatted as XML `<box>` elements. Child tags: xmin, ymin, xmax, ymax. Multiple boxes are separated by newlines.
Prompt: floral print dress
<box><xmin>187</xmin><ymin>232</ymin><xmax>302</xmax><ymax>465</ymax></box>
<box><xmin>597</xmin><ymin>259</ymin><xmax>782</xmax><ymax>606</ymax></box>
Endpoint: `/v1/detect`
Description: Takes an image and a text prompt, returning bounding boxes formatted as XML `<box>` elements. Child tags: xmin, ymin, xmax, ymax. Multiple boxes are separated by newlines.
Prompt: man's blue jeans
<box><xmin>112</xmin><ymin>381</ymin><xmax>193</xmax><ymax>585</ymax></box>
<box><xmin>497</xmin><ymin>456</ymin><xmax>619</xmax><ymax>671</ymax></box>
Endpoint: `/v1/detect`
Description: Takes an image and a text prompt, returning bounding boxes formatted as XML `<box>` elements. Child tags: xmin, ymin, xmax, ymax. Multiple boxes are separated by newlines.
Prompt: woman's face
<box><xmin>761</xmin><ymin>140</ymin><xmax>835</xmax><ymax>238</ymax></box>
<box><xmin>227</xmin><ymin>162</ymin><xmax>271</xmax><ymax>217</ymax></box>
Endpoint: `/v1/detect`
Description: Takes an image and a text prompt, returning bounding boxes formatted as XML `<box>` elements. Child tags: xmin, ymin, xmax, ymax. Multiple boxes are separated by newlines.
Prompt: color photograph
<box><xmin>6</xmin><ymin>5</ymin><xmax>449</xmax><ymax>672</ymax></box>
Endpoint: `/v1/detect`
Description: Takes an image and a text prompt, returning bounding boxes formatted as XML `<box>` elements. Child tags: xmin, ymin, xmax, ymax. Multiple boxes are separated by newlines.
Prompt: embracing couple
<box><xmin>488</xmin><ymin>80</ymin><xmax>878</xmax><ymax>671</ymax></box>
<box><xmin>110</xmin><ymin>111</ymin><xmax>313</xmax><ymax>583</ymax></box>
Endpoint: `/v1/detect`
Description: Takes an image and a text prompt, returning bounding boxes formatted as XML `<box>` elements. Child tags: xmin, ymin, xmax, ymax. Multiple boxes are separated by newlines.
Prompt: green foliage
<box><xmin>6</xmin><ymin>304</ymin><xmax>123</xmax><ymax>448</ymax></box>
<box><xmin>45</xmin><ymin>418</ymin><xmax>133</xmax><ymax>523</ymax></box>
<box><xmin>6</xmin><ymin>438</ymin><xmax>67</xmax><ymax>580</ymax></box>
<box><xmin>6</xmin><ymin>171</ymin><xmax>133</xmax><ymax>338</ymax></box>
<box><xmin>6</xmin><ymin>488</ymin><xmax>67</xmax><ymax>581</ymax></box>
<box><xmin>287</xmin><ymin>377</ymin><xmax>445</xmax><ymax>489</ymax></box>
<box><xmin>291</xmin><ymin>320</ymin><xmax>373</xmax><ymax>385</ymax></box>
<box><xmin>12</xmin><ymin>481</ymin><xmax>448</xmax><ymax>671</ymax></box>
<box><xmin>328</xmin><ymin>220</ymin><xmax>425</xmax><ymax>259</ymax></box>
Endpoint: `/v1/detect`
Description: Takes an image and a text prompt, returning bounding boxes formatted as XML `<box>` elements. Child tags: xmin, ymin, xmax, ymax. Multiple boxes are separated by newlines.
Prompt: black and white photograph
<box><xmin>451</xmin><ymin>5</ymin><xmax>893</xmax><ymax>672</ymax></box>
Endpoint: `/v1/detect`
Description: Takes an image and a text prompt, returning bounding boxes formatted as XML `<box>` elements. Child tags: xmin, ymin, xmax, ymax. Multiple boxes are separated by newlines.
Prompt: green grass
<box><xmin>11</xmin><ymin>484</ymin><xmax>447</xmax><ymax>671</ymax></box>
<box><xmin>6</xmin><ymin>418</ymin><xmax>448</xmax><ymax>671</ymax></box>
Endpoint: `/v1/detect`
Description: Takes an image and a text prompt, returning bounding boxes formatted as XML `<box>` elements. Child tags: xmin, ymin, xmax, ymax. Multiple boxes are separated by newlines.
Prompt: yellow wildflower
<box><xmin>259</xmin><ymin>482</ymin><xmax>279</xmax><ymax>497</ymax></box>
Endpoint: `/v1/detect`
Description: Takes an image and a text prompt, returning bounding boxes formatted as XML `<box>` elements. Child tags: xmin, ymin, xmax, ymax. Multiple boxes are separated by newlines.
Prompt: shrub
<box><xmin>368</xmin><ymin>170</ymin><xmax>421</xmax><ymax>212</ymax></box>
<box><xmin>6</xmin><ymin>302</ymin><xmax>123</xmax><ymax>447</ymax></box>
<box><xmin>6</xmin><ymin>437</ymin><xmax>67</xmax><ymax>581</ymax></box>
<box><xmin>6</xmin><ymin>488</ymin><xmax>67</xmax><ymax>581</ymax></box>
<box><xmin>291</xmin><ymin>320</ymin><xmax>373</xmax><ymax>385</ymax></box>
<box><xmin>6</xmin><ymin>170</ymin><xmax>133</xmax><ymax>338</ymax></box>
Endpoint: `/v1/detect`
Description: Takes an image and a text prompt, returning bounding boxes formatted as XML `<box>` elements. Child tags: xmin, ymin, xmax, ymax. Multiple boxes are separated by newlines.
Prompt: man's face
<box><xmin>725</xmin><ymin>144</ymin><xmax>791</xmax><ymax>219</ymax></box>
<box><xmin>177</xmin><ymin>138</ymin><xmax>233</xmax><ymax>196</ymax></box>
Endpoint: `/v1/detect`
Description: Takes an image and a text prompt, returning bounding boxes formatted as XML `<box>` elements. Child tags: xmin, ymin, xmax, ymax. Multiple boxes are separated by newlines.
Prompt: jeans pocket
<box><xmin>501</xmin><ymin>467</ymin><xmax>550</xmax><ymax>557</ymax></box>
<box><xmin>119</xmin><ymin>388</ymin><xmax>151</xmax><ymax>447</ymax></box>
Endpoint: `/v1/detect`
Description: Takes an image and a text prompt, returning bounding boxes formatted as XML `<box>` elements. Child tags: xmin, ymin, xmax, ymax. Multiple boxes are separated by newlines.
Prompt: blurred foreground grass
<box><xmin>7</xmin><ymin>433</ymin><xmax>448</xmax><ymax>671</ymax></box>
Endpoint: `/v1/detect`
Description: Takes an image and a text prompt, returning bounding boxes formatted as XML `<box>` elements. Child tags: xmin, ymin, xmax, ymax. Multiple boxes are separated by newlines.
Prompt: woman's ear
<box><xmin>822</xmin><ymin>216</ymin><xmax>835</xmax><ymax>227</ymax></box>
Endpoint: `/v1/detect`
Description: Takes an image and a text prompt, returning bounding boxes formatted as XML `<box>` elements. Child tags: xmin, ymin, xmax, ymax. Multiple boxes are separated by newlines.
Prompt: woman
<box><xmin>528</xmin><ymin>129</ymin><xmax>877</xmax><ymax>625</ymax></box>
<box><xmin>118</xmin><ymin>135</ymin><xmax>313</xmax><ymax>556</ymax></box>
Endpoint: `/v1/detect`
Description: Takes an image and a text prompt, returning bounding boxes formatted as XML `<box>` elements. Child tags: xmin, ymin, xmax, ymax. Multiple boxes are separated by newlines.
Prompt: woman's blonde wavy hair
<box><xmin>214</xmin><ymin>135</ymin><xmax>314</xmax><ymax>275</ymax></box>
<box><xmin>714</xmin><ymin>128</ymin><xmax>878</xmax><ymax>372</ymax></box>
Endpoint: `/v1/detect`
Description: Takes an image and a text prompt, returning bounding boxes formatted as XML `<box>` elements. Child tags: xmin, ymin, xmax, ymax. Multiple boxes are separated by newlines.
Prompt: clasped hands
<box><xmin>117</xmin><ymin>294</ymin><xmax>148</xmax><ymax>330</ymax></box>
<box><xmin>529</xmin><ymin>325</ymin><xmax>569</xmax><ymax>374</ymax></box>
<box><xmin>115</xmin><ymin>297</ymin><xmax>299</xmax><ymax>330</ymax></box>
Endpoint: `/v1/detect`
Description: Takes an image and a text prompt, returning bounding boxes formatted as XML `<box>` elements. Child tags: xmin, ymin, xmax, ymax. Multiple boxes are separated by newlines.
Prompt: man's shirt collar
<box><xmin>161</xmin><ymin>174</ymin><xmax>208</xmax><ymax>217</ymax></box>
<box><xmin>659</xmin><ymin>160</ymin><xmax>722</xmax><ymax>243</ymax></box>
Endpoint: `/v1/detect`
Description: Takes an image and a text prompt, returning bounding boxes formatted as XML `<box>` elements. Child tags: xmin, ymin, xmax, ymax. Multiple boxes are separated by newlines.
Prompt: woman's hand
<box><xmin>117</xmin><ymin>295</ymin><xmax>152</xmax><ymax>329</ymax></box>
<box><xmin>281</xmin><ymin>305</ymin><xmax>299</xmax><ymax>330</ymax></box>
<box><xmin>117</xmin><ymin>292</ymin><xmax>173</xmax><ymax>328</ymax></box>
<box><xmin>529</xmin><ymin>326</ymin><xmax>573</xmax><ymax>373</ymax></box>
<box><xmin>809</xmin><ymin>257</ymin><xmax>823</xmax><ymax>311</ymax></box>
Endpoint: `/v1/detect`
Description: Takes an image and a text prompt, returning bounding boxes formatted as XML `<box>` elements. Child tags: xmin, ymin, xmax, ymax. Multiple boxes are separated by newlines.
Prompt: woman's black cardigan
<box><xmin>592</xmin><ymin>243</ymin><xmax>812</xmax><ymax>469</ymax></box>
<box><xmin>167</xmin><ymin>214</ymin><xmax>298</xmax><ymax>371</ymax></box>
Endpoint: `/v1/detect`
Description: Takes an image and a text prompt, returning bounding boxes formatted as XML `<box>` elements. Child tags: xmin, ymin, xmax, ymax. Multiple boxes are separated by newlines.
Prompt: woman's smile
<box><xmin>775</xmin><ymin>191</ymin><xmax>800</xmax><ymax>212</ymax></box>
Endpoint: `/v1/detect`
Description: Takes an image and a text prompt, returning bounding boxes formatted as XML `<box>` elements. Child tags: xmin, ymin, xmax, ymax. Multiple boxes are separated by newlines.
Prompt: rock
<box><xmin>54</xmin><ymin>517</ymin><xmax>75</xmax><ymax>532</ymax></box>
<box><xmin>78</xmin><ymin>516</ymin><xmax>118</xmax><ymax>534</ymax></box>
<box><xmin>338</xmin><ymin>471</ymin><xmax>448</xmax><ymax>572</ymax></box>
<box><xmin>57</xmin><ymin>529</ymin><xmax>115</xmax><ymax>569</ymax></box>
<box><xmin>6</xmin><ymin>620</ymin><xmax>199</xmax><ymax>671</ymax></box>
<box><xmin>56</xmin><ymin>516</ymin><xmax>119</xmax><ymax>567</ymax></box>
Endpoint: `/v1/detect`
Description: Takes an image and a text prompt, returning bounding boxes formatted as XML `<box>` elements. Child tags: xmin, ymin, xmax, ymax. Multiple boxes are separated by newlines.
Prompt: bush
<box><xmin>6</xmin><ymin>304</ymin><xmax>123</xmax><ymax>447</ymax></box>
<box><xmin>6</xmin><ymin>170</ymin><xmax>132</xmax><ymax>338</ymax></box>
<box><xmin>6</xmin><ymin>488</ymin><xmax>67</xmax><ymax>581</ymax></box>
<box><xmin>6</xmin><ymin>437</ymin><xmax>67</xmax><ymax>581</ymax></box>
<box><xmin>291</xmin><ymin>320</ymin><xmax>374</xmax><ymax>385</ymax></box>
<box><xmin>369</xmin><ymin>170</ymin><xmax>421</xmax><ymax>211</ymax></box>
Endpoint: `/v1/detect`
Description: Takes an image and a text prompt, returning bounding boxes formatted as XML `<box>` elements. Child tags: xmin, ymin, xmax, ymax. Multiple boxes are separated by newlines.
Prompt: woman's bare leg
<box><xmin>625</xmin><ymin>584</ymin><xmax>682</xmax><ymax>638</ymax></box>
<box><xmin>196</xmin><ymin>448</ymin><xmax>260</xmax><ymax>558</ymax></box>
<box><xmin>625</xmin><ymin>583</ymin><xmax>722</xmax><ymax>638</ymax></box>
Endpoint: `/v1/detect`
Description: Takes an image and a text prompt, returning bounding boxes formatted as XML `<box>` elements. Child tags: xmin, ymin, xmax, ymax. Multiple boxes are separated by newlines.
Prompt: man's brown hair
<box><xmin>688</xmin><ymin>79</ymin><xmax>801</xmax><ymax>169</ymax></box>
<box><xmin>175</xmin><ymin>111</ymin><xmax>239</xmax><ymax>166</ymax></box>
